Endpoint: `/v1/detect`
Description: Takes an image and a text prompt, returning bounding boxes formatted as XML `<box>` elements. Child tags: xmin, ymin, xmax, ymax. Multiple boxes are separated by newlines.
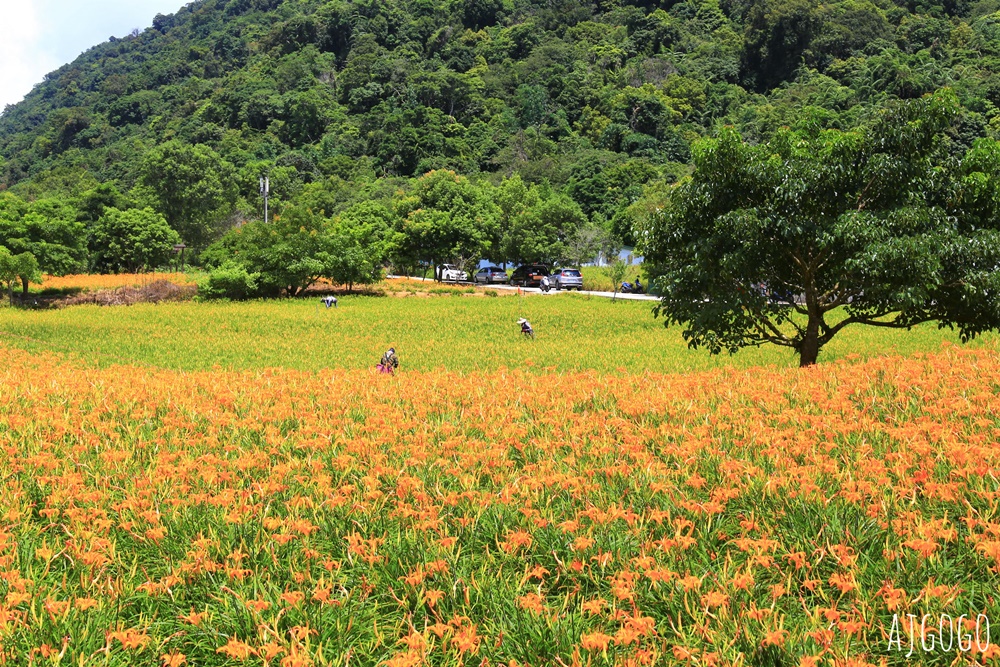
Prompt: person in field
<box><xmin>518</xmin><ymin>318</ymin><xmax>534</xmax><ymax>338</ymax></box>
<box><xmin>377</xmin><ymin>347</ymin><xmax>399</xmax><ymax>374</ymax></box>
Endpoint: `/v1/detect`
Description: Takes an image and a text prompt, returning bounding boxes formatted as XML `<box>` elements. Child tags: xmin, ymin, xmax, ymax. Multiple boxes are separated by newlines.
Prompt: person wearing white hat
<box><xmin>518</xmin><ymin>318</ymin><xmax>534</xmax><ymax>338</ymax></box>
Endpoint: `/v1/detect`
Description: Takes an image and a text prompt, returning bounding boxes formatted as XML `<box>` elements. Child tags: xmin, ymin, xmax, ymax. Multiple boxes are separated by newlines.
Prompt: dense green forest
<box><xmin>2</xmin><ymin>0</ymin><xmax>1000</xmax><ymax>287</ymax></box>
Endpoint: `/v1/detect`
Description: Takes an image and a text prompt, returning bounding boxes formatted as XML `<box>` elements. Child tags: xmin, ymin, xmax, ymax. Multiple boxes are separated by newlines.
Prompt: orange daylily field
<box><xmin>38</xmin><ymin>273</ymin><xmax>195</xmax><ymax>291</ymax></box>
<box><xmin>1</xmin><ymin>291</ymin><xmax>1000</xmax><ymax>667</ymax></box>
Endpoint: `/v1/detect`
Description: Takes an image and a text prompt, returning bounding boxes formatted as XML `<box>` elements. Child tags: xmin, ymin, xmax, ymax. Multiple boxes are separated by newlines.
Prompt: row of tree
<box><xmin>0</xmin><ymin>189</ymin><xmax>182</xmax><ymax>299</ymax></box>
<box><xmin>200</xmin><ymin>169</ymin><xmax>621</xmax><ymax>298</ymax></box>
<box><xmin>0</xmin><ymin>166</ymin><xmax>623</xmax><ymax>300</ymax></box>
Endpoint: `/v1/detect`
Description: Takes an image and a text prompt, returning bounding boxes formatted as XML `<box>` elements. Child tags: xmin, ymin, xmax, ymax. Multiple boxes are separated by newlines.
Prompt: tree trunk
<box><xmin>21</xmin><ymin>276</ymin><xmax>29</xmax><ymax>298</ymax></box>
<box><xmin>799</xmin><ymin>308</ymin><xmax>821</xmax><ymax>367</ymax></box>
<box><xmin>799</xmin><ymin>264</ymin><xmax>822</xmax><ymax>367</ymax></box>
<box><xmin>799</xmin><ymin>329</ymin><xmax>819</xmax><ymax>366</ymax></box>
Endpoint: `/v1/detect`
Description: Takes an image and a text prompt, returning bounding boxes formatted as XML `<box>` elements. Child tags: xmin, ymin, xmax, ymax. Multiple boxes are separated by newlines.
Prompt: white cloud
<box><xmin>0</xmin><ymin>2</ymin><xmax>59</xmax><ymax>111</ymax></box>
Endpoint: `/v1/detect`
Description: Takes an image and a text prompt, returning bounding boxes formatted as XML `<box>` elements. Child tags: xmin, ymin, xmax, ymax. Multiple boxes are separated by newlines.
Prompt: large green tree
<box><xmin>393</xmin><ymin>170</ymin><xmax>499</xmax><ymax>278</ymax></box>
<box><xmin>0</xmin><ymin>194</ymin><xmax>86</xmax><ymax>291</ymax></box>
<box><xmin>202</xmin><ymin>206</ymin><xmax>336</xmax><ymax>297</ymax></box>
<box><xmin>639</xmin><ymin>91</ymin><xmax>1000</xmax><ymax>366</ymax></box>
<box><xmin>500</xmin><ymin>185</ymin><xmax>587</xmax><ymax>266</ymax></box>
<box><xmin>0</xmin><ymin>248</ymin><xmax>41</xmax><ymax>305</ymax></box>
<box><xmin>328</xmin><ymin>201</ymin><xmax>397</xmax><ymax>291</ymax></box>
<box><xmin>138</xmin><ymin>141</ymin><xmax>239</xmax><ymax>248</ymax></box>
<box><xmin>90</xmin><ymin>208</ymin><xmax>181</xmax><ymax>273</ymax></box>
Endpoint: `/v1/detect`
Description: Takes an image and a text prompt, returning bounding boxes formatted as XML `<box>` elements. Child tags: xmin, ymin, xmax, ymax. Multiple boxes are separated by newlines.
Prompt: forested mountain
<box><xmin>1</xmin><ymin>0</ymin><xmax>999</xmax><ymax>277</ymax></box>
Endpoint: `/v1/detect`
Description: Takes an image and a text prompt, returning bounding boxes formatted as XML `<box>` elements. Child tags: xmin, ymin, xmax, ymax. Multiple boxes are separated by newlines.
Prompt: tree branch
<box><xmin>749</xmin><ymin>319</ymin><xmax>798</xmax><ymax>348</ymax></box>
<box><xmin>819</xmin><ymin>312</ymin><xmax>937</xmax><ymax>345</ymax></box>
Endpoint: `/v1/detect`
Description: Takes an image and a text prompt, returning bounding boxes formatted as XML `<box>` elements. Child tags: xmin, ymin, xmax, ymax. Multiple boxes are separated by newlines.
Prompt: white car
<box><xmin>437</xmin><ymin>264</ymin><xmax>468</xmax><ymax>282</ymax></box>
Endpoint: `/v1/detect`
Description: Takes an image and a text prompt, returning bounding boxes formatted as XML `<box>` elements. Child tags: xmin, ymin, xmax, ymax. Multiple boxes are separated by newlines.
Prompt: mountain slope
<box><xmin>2</xmin><ymin>0</ymin><xmax>999</xmax><ymax>223</ymax></box>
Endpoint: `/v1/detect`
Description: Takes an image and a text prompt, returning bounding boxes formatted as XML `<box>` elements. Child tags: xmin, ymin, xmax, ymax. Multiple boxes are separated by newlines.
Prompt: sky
<box><xmin>1</xmin><ymin>0</ymin><xmax>188</xmax><ymax>111</ymax></box>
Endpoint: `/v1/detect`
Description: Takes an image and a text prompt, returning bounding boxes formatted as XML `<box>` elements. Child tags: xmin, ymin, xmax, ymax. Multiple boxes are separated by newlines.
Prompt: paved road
<box><xmin>388</xmin><ymin>276</ymin><xmax>659</xmax><ymax>301</ymax></box>
<box><xmin>489</xmin><ymin>283</ymin><xmax>659</xmax><ymax>301</ymax></box>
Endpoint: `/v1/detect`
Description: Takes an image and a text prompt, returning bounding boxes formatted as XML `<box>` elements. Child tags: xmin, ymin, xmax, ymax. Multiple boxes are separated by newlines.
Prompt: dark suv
<box><xmin>509</xmin><ymin>264</ymin><xmax>550</xmax><ymax>287</ymax></box>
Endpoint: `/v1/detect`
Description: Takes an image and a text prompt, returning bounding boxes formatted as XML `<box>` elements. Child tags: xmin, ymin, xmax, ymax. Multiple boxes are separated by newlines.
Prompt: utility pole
<box><xmin>259</xmin><ymin>175</ymin><xmax>270</xmax><ymax>222</ymax></box>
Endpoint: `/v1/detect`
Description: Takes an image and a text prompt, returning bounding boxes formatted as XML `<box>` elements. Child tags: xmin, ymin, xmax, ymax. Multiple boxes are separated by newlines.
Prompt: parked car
<box><xmin>550</xmin><ymin>267</ymin><xmax>584</xmax><ymax>290</ymax></box>
<box><xmin>509</xmin><ymin>264</ymin><xmax>550</xmax><ymax>287</ymax></box>
<box><xmin>474</xmin><ymin>266</ymin><xmax>508</xmax><ymax>284</ymax></box>
<box><xmin>437</xmin><ymin>264</ymin><xmax>468</xmax><ymax>282</ymax></box>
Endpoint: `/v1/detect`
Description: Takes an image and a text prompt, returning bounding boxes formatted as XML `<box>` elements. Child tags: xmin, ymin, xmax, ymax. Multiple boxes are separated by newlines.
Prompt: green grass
<box><xmin>0</xmin><ymin>292</ymin><xmax>993</xmax><ymax>373</ymax></box>
<box><xmin>578</xmin><ymin>265</ymin><xmax>645</xmax><ymax>292</ymax></box>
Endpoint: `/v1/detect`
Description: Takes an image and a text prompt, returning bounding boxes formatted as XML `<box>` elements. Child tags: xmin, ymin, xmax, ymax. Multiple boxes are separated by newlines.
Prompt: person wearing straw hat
<box><xmin>518</xmin><ymin>318</ymin><xmax>534</xmax><ymax>339</ymax></box>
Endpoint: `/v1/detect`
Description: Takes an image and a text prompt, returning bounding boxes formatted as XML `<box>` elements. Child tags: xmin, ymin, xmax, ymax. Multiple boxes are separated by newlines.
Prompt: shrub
<box><xmin>198</xmin><ymin>262</ymin><xmax>260</xmax><ymax>300</ymax></box>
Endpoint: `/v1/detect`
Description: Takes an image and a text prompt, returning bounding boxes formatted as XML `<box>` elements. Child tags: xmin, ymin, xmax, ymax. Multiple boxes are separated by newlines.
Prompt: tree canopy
<box><xmin>202</xmin><ymin>206</ymin><xmax>337</xmax><ymax>297</ymax></box>
<box><xmin>0</xmin><ymin>247</ymin><xmax>41</xmax><ymax>302</ymax></box>
<box><xmin>137</xmin><ymin>141</ymin><xmax>239</xmax><ymax>248</ymax></box>
<box><xmin>89</xmin><ymin>207</ymin><xmax>181</xmax><ymax>274</ymax></box>
<box><xmin>639</xmin><ymin>91</ymin><xmax>1000</xmax><ymax>366</ymax></box>
<box><xmin>392</xmin><ymin>170</ymin><xmax>500</xmax><ymax>277</ymax></box>
<box><xmin>0</xmin><ymin>194</ymin><xmax>86</xmax><ymax>278</ymax></box>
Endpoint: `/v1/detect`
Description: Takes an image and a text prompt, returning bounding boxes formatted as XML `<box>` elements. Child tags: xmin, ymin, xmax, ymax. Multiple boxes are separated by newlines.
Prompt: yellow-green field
<box><xmin>0</xmin><ymin>292</ymin><xmax>992</xmax><ymax>373</ymax></box>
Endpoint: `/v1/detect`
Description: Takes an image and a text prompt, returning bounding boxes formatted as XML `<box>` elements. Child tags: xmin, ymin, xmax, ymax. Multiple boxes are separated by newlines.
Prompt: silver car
<box><xmin>474</xmin><ymin>266</ymin><xmax>508</xmax><ymax>284</ymax></box>
<box><xmin>550</xmin><ymin>268</ymin><xmax>584</xmax><ymax>290</ymax></box>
